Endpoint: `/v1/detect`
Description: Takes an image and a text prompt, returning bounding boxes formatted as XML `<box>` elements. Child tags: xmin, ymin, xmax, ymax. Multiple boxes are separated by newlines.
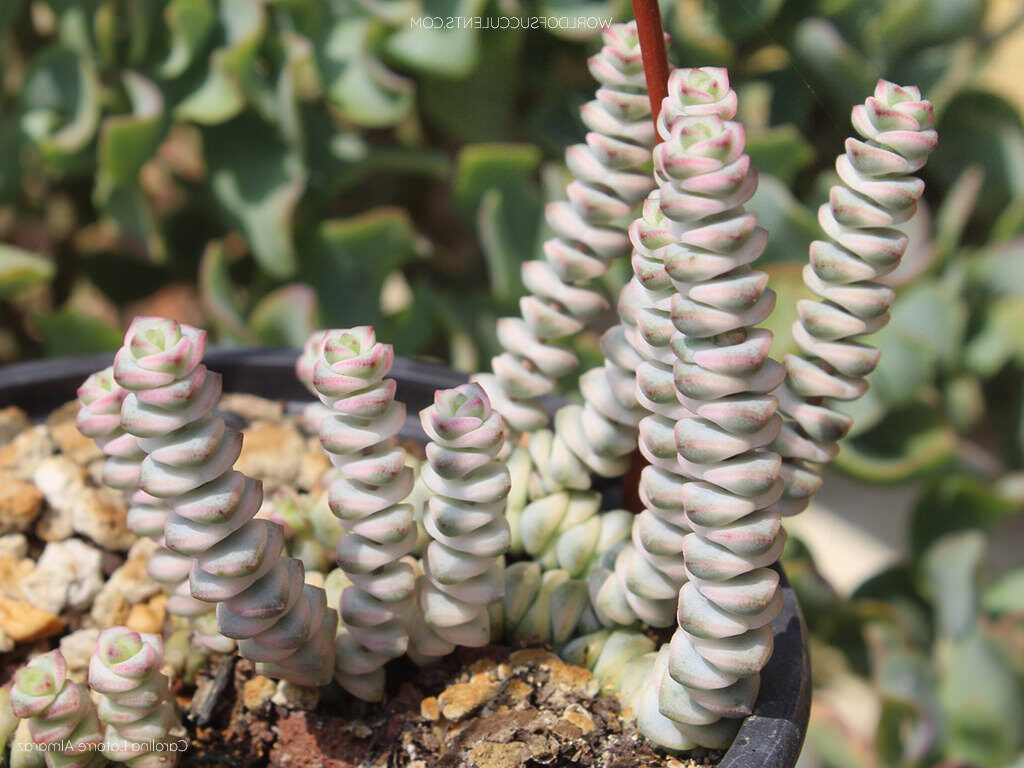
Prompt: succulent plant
<box><xmin>311</xmin><ymin>326</ymin><xmax>416</xmax><ymax>701</ymax></box>
<box><xmin>585</xmin><ymin>68</ymin><xmax>745</xmax><ymax>632</ymax></box>
<box><xmin>773</xmin><ymin>81</ymin><xmax>938</xmax><ymax>514</ymax></box>
<box><xmin>500</xmin><ymin>561</ymin><xmax>599</xmax><ymax>646</ymax></box>
<box><xmin>477</xmin><ymin>21</ymin><xmax>659</xmax><ymax>437</ymax></box>
<box><xmin>418</xmin><ymin>382</ymin><xmax>511</xmax><ymax>648</ymax></box>
<box><xmin>618</xmin><ymin>67</ymin><xmax>788</xmax><ymax>750</ymax></box>
<box><xmin>9</xmin><ymin>649</ymin><xmax>105</xmax><ymax>768</ymax></box>
<box><xmin>265</xmin><ymin>488</ymin><xmax>341</xmax><ymax>574</ymax></box>
<box><xmin>76</xmin><ymin>367</ymin><xmax>231</xmax><ymax>652</ymax></box>
<box><xmin>88</xmin><ymin>627</ymin><xmax>178</xmax><ymax>767</ymax></box>
<box><xmin>112</xmin><ymin>316</ymin><xmax>337</xmax><ymax>686</ymax></box>
<box><xmin>503</xmin><ymin>464</ymin><xmax>632</xmax><ymax>579</ymax></box>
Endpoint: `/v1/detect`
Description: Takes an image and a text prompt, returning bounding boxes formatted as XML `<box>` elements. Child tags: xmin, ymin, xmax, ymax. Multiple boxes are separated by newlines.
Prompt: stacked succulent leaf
<box><xmin>110</xmin><ymin>317</ymin><xmax>337</xmax><ymax>686</ymax></box>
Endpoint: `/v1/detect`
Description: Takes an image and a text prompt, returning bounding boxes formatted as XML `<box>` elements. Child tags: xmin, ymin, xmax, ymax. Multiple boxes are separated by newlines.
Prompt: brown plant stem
<box><xmin>630</xmin><ymin>0</ymin><xmax>670</xmax><ymax>127</ymax></box>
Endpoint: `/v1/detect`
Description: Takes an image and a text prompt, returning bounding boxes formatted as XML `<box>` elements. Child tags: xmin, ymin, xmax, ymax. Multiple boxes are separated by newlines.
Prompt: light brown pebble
<box><xmin>562</xmin><ymin>703</ymin><xmax>596</xmax><ymax>734</ymax></box>
<box><xmin>243</xmin><ymin>675</ymin><xmax>277</xmax><ymax>710</ymax></box>
<box><xmin>504</xmin><ymin>678</ymin><xmax>532</xmax><ymax>702</ymax></box>
<box><xmin>438</xmin><ymin>674</ymin><xmax>499</xmax><ymax>721</ymax></box>
<box><xmin>0</xmin><ymin>595</ymin><xmax>63</xmax><ymax>642</ymax></box>
<box><xmin>236</xmin><ymin>421</ymin><xmax>305</xmax><ymax>490</ymax></box>
<box><xmin>219</xmin><ymin>393</ymin><xmax>284</xmax><ymax>423</ymax></box>
<box><xmin>0</xmin><ymin>406</ymin><xmax>28</xmax><ymax>445</ymax></box>
<box><xmin>0</xmin><ymin>477</ymin><xmax>44</xmax><ymax>534</ymax></box>
<box><xmin>126</xmin><ymin>594</ymin><xmax>167</xmax><ymax>634</ymax></box>
<box><xmin>420</xmin><ymin>696</ymin><xmax>440</xmax><ymax>721</ymax></box>
<box><xmin>49</xmin><ymin>417</ymin><xmax>102</xmax><ymax>464</ymax></box>
<box><xmin>468</xmin><ymin>741</ymin><xmax>527</xmax><ymax>768</ymax></box>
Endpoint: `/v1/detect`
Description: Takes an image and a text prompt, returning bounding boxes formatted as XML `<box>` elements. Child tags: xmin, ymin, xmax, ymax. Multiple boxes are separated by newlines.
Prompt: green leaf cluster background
<box><xmin>1</xmin><ymin>0</ymin><xmax>1024</xmax><ymax>765</ymax></box>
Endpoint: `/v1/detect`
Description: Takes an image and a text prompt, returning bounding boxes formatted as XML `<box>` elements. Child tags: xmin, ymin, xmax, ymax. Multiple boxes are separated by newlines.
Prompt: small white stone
<box><xmin>32</xmin><ymin>456</ymin><xmax>86</xmax><ymax>541</ymax></box>
<box><xmin>0</xmin><ymin>425</ymin><xmax>54</xmax><ymax>480</ymax></box>
<box><xmin>90</xmin><ymin>538</ymin><xmax>161</xmax><ymax>627</ymax></box>
<box><xmin>20</xmin><ymin>539</ymin><xmax>104</xmax><ymax>615</ymax></box>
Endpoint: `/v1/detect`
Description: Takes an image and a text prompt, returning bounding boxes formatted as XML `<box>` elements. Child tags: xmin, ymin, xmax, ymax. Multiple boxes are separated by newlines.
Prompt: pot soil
<box><xmin>0</xmin><ymin>349</ymin><xmax>810</xmax><ymax>768</ymax></box>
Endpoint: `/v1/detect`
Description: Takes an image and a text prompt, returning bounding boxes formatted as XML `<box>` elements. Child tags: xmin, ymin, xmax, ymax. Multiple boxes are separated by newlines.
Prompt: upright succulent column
<box><xmin>419</xmin><ymin>382</ymin><xmax>511</xmax><ymax>646</ymax></box>
<box><xmin>112</xmin><ymin>317</ymin><xmax>336</xmax><ymax>687</ymax></box>
<box><xmin>774</xmin><ymin>81</ymin><xmax>938</xmax><ymax>515</ymax></box>
<box><xmin>77</xmin><ymin>370</ymin><xmax>231</xmax><ymax>653</ymax></box>
<box><xmin>589</xmin><ymin>68</ymin><xmax>743</xmax><ymax>629</ymax></box>
<box><xmin>633</xmin><ymin>73</ymin><xmax>787</xmax><ymax>751</ymax></box>
<box><xmin>477</xmin><ymin>21</ymin><xmax>659</xmax><ymax>436</ymax></box>
<box><xmin>10</xmin><ymin>650</ymin><xmax>104</xmax><ymax>768</ymax></box>
<box><xmin>88</xmin><ymin>627</ymin><xmax>178</xmax><ymax>767</ymax></box>
<box><xmin>312</xmin><ymin>326</ymin><xmax>416</xmax><ymax>701</ymax></box>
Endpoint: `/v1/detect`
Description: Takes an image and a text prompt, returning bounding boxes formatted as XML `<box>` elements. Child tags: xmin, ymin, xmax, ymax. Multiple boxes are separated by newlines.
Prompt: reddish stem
<box><xmin>631</xmin><ymin>0</ymin><xmax>670</xmax><ymax>129</ymax></box>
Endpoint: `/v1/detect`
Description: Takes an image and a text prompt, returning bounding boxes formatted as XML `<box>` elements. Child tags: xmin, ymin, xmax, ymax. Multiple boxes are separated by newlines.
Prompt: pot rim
<box><xmin>0</xmin><ymin>348</ymin><xmax>810</xmax><ymax>768</ymax></box>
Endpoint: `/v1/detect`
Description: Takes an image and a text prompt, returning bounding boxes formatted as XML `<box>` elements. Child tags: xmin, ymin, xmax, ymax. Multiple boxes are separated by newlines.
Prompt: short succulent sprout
<box><xmin>418</xmin><ymin>382</ymin><xmax>511</xmax><ymax>646</ymax></box>
<box><xmin>10</xmin><ymin>650</ymin><xmax>104</xmax><ymax>768</ymax></box>
<box><xmin>88</xmin><ymin>627</ymin><xmax>178</xmax><ymax>766</ymax></box>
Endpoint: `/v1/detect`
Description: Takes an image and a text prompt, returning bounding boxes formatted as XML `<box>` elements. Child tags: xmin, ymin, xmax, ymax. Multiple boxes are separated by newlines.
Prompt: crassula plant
<box><xmin>4</xmin><ymin>16</ymin><xmax>940</xmax><ymax>764</ymax></box>
<box><xmin>10</xmin><ymin>650</ymin><xmax>104</xmax><ymax>768</ymax></box>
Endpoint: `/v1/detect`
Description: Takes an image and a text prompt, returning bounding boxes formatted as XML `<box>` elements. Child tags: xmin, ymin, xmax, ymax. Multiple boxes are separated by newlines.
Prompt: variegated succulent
<box><xmin>588</xmin><ymin>68</ymin><xmax>745</xmax><ymax>631</ymax></box>
<box><xmin>311</xmin><ymin>326</ymin><xmax>417</xmax><ymax>701</ymax></box>
<box><xmin>773</xmin><ymin>81</ymin><xmax>938</xmax><ymax>514</ymax></box>
<box><xmin>418</xmin><ymin>382</ymin><xmax>511</xmax><ymax>647</ymax></box>
<box><xmin>111</xmin><ymin>316</ymin><xmax>337</xmax><ymax>687</ymax></box>
<box><xmin>76</xmin><ymin>368</ymin><xmax>231</xmax><ymax>654</ymax></box>
<box><xmin>9</xmin><ymin>650</ymin><xmax>104</xmax><ymax>768</ymax></box>
<box><xmin>88</xmin><ymin>627</ymin><xmax>178</xmax><ymax>767</ymax></box>
<box><xmin>477</xmin><ymin>21</ymin><xmax>661</xmax><ymax>438</ymax></box>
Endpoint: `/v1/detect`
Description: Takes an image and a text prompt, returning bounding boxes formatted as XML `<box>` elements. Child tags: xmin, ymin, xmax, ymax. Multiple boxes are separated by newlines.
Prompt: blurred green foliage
<box><xmin>2</xmin><ymin>1</ymin><xmax>1024</xmax><ymax>762</ymax></box>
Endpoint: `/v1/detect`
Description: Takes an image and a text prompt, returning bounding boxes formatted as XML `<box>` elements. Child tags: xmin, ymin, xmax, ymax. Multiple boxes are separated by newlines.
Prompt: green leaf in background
<box><xmin>746</xmin><ymin>125</ymin><xmax>815</xmax><ymax>186</ymax></box>
<box><xmin>934</xmin><ymin>91</ymin><xmax>1024</xmax><ymax>222</ymax></box>
<box><xmin>303</xmin><ymin>208</ymin><xmax>426</xmax><ymax>329</ymax></box>
<box><xmin>964</xmin><ymin>297</ymin><xmax>1024</xmax><ymax>378</ymax></box>
<box><xmin>0</xmin><ymin>245</ymin><xmax>54</xmax><ymax>300</ymax></box>
<box><xmin>385</xmin><ymin>0</ymin><xmax>485</xmax><ymax>78</ymax></box>
<box><xmin>198</xmin><ymin>240</ymin><xmax>257</xmax><ymax>345</ymax></box>
<box><xmin>161</xmin><ymin>0</ymin><xmax>216</xmax><ymax>78</ymax></box>
<box><xmin>204</xmin><ymin>114</ymin><xmax>305</xmax><ymax>278</ymax></box>
<box><xmin>835</xmin><ymin>403</ymin><xmax>956</xmax><ymax>483</ymax></box>
<box><xmin>921</xmin><ymin>531</ymin><xmax>984</xmax><ymax>640</ymax></box>
<box><xmin>939</xmin><ymin>632</ymin><xmax>1024</xmax><ymax>767</ymax></box>
<box><xmin>747</xmin><ymin>174</ymin><xmax>819</xmax><ymax>263</ymax></box>
<box><xmin>174</xmin><ymin>0</ymin><xmax>266</xmax><ymax>124</ymax></box>
<box><xmin>760</xmin><ymin>260</ymin><xmax>814</xmax><ymax>359</ymax></box>
<box><xmin>908</xmin><ymin>474</ymin><xmax>1017</xmax><ymax>561</ymax></box>
<box><xmin>792</xmin><ymin>19</ymin><xmax>878</xmax><ymax>113</ymax></box>
<box><xmin>249</xmin><ymin>284</ymin><xmax>320</xmax><ymax>347</ymax></box>
<box><xmin>454</xmin><ymin>143</ymin><xmax>542</xmax><ymax>300</ymax></box>
<box><xmin>864</xmin><ymin>0</ymin><xmax>984</xmax><ymax>56</ymax></box>
<box><xmin>420</xmin><ymin>27</ymin><xmax>523</xmax><ymax>143</ymax></box>
<box><xmin>983</xmin><ymin>567</ymin><xmax>1024</xmax><ymax>617</ymax></box>
<box><xmin>19</xmin><ymin>44</ymin><xmax>101</xmax><ymax>169</ymax></box>
<box><xmin>96</xmin><ymin>73</ymin><xmax>166</xmax><ymax>201</ymax></box>
<box><xmin>713</xmin><ymin>0</ymin><xmax>785</xmax><ymax>42</ymax></box>
<box><xmin>32</xmin><ymin>310</ymin><xmax>122</xmax><ymax>356</ymax></box>
<box><xmin>320</xmin><ymin>19</ymin><xmax>413</xmax><ymax>128</ymax></box>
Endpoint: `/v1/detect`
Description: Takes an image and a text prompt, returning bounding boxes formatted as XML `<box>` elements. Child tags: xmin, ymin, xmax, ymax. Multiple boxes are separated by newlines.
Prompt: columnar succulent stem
<box><xmin>418</xmin><ymin>382</ymin><xmax>511</xmax><ymax>646</ymax></box>
<box><xmin>477</xmin><ymin>21</ymin><xmax>659</xmax><ymax>436</ymax></box>
<box><xmin>77</xmin><ymin>370</ymin><xmax>232</xmax><ymax>653</ymax></box>
<box><xmin>590</xmin><ymin>68</ymin><xmax>743</xmax><ymax>630</ymax></box>
<box><xmin>311</xmin><ymin>326</ymin><xmax>416</xmax><ymax>701</ymax></box>
<box><xmin>632</xmin><ymin>70</ymin><xmax>787</xmax><ymax>750</ymax></box>
<box><xmin>774</xmin><ymin>81</ymin><xmax>938</xmax><ymax>515</ymax></box>
<box><xmin>10</xmin><ymin>650</ymin><xmax>104</xmax><ymax>768</ymax></box>
<box><xmin>112</xmin><ymin>317</ymin><xmax>336</xmax><ymax>687</ymax></box>
<box><xmin>89</xmin><ymin>627</ymin><xmax>178</xmax><ymax>767</ymax></box>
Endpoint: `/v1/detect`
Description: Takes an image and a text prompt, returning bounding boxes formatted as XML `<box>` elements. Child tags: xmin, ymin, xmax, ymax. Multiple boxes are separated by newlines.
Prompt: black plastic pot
<box><xmin>0</xmin><ymin>349</ymin><xmax>811</xmax><ymax>768</ymax></box>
